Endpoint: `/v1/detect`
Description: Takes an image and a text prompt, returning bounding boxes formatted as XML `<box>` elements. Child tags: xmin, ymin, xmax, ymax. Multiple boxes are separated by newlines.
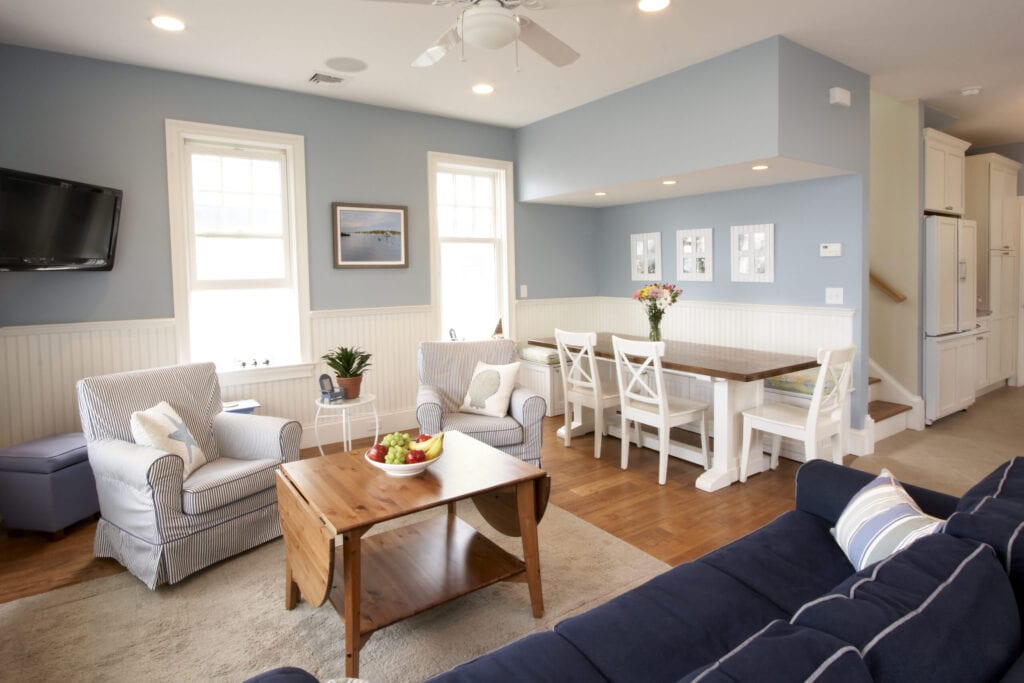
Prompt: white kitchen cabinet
<box><xmin>966</xmin><ymin>154</ymin><xmax>1021</xmax><ymax>248</ymax></box>
<box><xmin>518</xmin><ymin>360</ymin><xmax>564</xmax><ymax>417</ymax></box>
<box><xmin>924</xmin><ymin>332</ymin><xmax>977</xmax><ymax>424</ymax></box>
<box><xmin>924</xmin><ymin>128</ymin><xmax>970</xmax><ymax>215</ymax></box>
<box><xmin>976</xmin><ymin>326</ymin><xmax>990</xmax><ymax>390</ymax></box>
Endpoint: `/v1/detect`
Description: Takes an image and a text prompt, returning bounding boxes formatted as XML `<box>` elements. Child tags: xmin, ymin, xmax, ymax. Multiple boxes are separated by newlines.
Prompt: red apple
<box><xmin>368</xmin><ymin>444</ymin><xmax>387</xmax><ymax>462</ymax></box>
<box><xmin>406</xmin><ymin>450</ymin><xmax>426</xmax><ymax>464</ymax></box>
<box><xmin>415</xmin><ymin>433</ymin><xmax>433</xmax><ymax>443</ymax></box>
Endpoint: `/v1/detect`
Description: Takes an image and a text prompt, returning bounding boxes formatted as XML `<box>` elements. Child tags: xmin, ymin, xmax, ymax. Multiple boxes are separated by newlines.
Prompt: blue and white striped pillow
<box><xmin>832</xmin><ymin>469</ymin><xmax>943</xmax><ymax>570</ymax></box>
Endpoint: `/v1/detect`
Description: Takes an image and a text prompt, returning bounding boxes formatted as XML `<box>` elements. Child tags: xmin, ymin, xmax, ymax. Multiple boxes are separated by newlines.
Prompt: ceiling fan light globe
<box><xmin>459</xmin><ymin>6</ymin><xmax>521</xmax><ymax>50</ymax></box>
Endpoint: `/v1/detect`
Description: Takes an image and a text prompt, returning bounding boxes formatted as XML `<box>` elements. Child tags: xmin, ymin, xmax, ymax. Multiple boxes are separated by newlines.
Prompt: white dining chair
<box><xmin>738</xmin><ymin>346</ymin><xmax>856</xmax><ymax>483</ymax></box>
<box><xmin>555</xmin><ymin>329</ymin><xmax>621</xmax><ymax>459</ymax></box>
<box><xmin>612</xmin><ymin>336</ymin><xmax>710</xmax><ymax>486</ymax></box>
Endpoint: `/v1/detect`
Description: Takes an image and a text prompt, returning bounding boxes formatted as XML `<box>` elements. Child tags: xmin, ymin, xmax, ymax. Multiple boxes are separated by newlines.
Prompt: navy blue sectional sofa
<box><xmin>426</xmin><ymin>459</ymin><xmax>1024</xmax><ymax>683</ymax></box>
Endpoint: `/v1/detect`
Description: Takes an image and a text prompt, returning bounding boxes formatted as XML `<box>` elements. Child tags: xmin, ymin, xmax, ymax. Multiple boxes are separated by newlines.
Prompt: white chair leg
<box><xmin>658</xmin><ymin>427</ymin><xmax>669</xmax><ymax>486</ymax></box>
<box><xmin>563</xmin><ymin>402</ymin><xmax>572</xmax><ymax>447</ymax></box>
<box><xmin>634</xmin><ymin>421</ymin><xmax>642</xmax><ymax>447</ymax></box>
<box><xmin>620</xmin><ymin>416</ymin><xmax>630</xmax><ymax>471</ymax></box>
<box><xmin>831</xmin><ymin>433</ymin><xmax>842</xmax><ymax>464</ymax></box>
<box><xmin>770</xmin><ymin>434</ymin><xmax>783</xmax><ymax>470</ymax></box>
<box><xmin>593</xmin><ymin>407</ymin><xmax>603</xmax><ymax>460</ymax></box>
<box><xmin>699</xmin><ymin>412</ymin><xmax>710</xmax><ymax>470</ymax></box>
<box><xmin>601</xmin><ymin>407</ymin><xmax>610</xmax><ymax>436</ymax></box>
<box><xmin>805</xmin><ymin>438</ymin><xmax>818</xmax><ymax>462</ymax></box>
<box><xmin>739</xmin><ymin>419</ymin><xmax>752</xmax><ymax>483</ymax></box>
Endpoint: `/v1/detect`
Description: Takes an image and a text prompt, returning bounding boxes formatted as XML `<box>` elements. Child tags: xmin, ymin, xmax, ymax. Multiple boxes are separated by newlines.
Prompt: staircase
<box><xmin>863</xmin><ymin>361</ymin><xmax>924</xmax><ymax>450</ymax></box>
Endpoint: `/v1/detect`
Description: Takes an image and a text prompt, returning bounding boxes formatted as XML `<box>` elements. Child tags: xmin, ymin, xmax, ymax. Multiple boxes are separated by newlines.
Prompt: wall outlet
<box><xmin>825</xmin><ymin>287</ymin><xmax>844</xmax><ymax>305</ymax></box>
<box><xmin>819</xmin><ymin>243</ymin><xmax>842</xmax><ymax>257</ymax></box>
<box><xmin>519</xmin><ymin>284</ymin><xmax>528</xmax><ymax>299</ymax></box>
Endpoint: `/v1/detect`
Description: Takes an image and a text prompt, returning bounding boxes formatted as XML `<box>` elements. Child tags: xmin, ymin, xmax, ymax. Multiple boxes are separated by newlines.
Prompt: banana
<box><xmin>425</xmin><ymin>432</ymin><xmax>444</xmax><ymax>459</ymax></box>
<box><xmin>410</xmin><ymin>432</ymin><xmax>441</xmax><ymax>457</ymax></box>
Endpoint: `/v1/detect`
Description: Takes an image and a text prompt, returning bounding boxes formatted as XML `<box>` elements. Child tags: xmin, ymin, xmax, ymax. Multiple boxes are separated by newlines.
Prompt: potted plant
<box><xmin>321</xmin><ymin>345</ymin><xmax>372</xmax><ymax>399</ymax></box>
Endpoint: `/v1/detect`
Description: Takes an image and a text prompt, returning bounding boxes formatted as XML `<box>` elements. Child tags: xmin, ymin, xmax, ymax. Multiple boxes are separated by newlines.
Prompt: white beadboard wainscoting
<box><xmin>1</xmin><ymin>298</ymin><xmax>859</xmax><ymax>457</ymax></box>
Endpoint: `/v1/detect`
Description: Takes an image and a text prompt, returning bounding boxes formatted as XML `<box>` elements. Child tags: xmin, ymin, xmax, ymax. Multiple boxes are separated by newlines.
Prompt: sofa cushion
<box><xmin>440</xmin><ymin>413</ymin><xmax>523</xmax><ymax>448</ymax></box>
<box><xmin>792</xmin><ymin>533</ymin><xmax>1021</xmax><ymax>683</ymax></box>
<box><xmin>678</xmin><ymin>620</ymin><xmax>872</xmax><ymax>683</ymax></box>
<box><xmin>699</xmin><ymin>510</ymin><xmax>855</xmax><ymax>615</ymax></box>
<box><xmin>958</xmin><ymin>456</ymin><xmax>1024</xmax><ymax>512</ymax></box>
<box><xmin>945</xmin><ymin>496</ymin><xmax>1024</xmax><ymax>615</ymax></box>
<box><xmin>425</xmin><ymin>631</ymin><xmax>608</xmax><ymax>683</ymax></box>
<box><xmin>182</xmin><ymin>457</ymin><xmax>279</xmax><ymax>515</ymax></box>
<box><xmin>554</xmin><ymin>561</ymin><xmax>789</xmax><ymax>683</ymax></box>
<box><xmin>832</xmin><ymin>469</ymin><xmax>943</xmax><ymax>570</ymax></box>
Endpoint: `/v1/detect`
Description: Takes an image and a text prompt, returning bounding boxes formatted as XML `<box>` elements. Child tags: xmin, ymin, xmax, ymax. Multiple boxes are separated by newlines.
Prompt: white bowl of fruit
<box><xmin>365</xmin><ymin>431</ymin><xmax>444</xmax><ymax>477</ymax></box>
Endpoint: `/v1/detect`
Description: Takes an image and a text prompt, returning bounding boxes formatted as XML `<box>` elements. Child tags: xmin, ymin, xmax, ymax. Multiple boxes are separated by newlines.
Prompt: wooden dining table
<box><xmin>528</xmin><ymin>333</ymin><xmax>818</xmax><ymax>491</ymax></box>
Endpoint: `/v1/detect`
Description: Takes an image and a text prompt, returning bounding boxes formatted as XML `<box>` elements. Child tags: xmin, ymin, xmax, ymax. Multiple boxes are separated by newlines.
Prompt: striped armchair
<box><xmin>76</xmin><ymin>362</ymin><xmax>301</xmax><ymax>589</ymax></box>
<box><xmin>417</xmin><ymin>340</ymin><xmax>546</xmax><ymax>467</ymax></box>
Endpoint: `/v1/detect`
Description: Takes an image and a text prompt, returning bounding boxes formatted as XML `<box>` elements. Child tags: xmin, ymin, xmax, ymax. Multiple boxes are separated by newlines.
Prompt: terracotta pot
<box><xmin>335</xmin><ymin>374</ymin><xmax>363</xmax><ymax>400</ymax></box>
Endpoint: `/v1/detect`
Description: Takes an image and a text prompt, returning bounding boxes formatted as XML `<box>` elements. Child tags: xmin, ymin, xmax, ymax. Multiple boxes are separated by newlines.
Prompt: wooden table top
<box><xmin>528</xmin><ymin>332</ymin><xmax>818</xmax><ymax>383</ymax></box>
<box><xmin>280</xmin><ymin>430</ymin><xmax>546</xmax><ymax>535</ymax></box>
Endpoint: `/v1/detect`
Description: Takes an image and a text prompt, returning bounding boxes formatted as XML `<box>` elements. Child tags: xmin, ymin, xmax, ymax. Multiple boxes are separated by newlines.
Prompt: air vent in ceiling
<box><xmin>309</xmin><ymin>72</ymin><xmax>346</xmax><ymax>85</ymax></box>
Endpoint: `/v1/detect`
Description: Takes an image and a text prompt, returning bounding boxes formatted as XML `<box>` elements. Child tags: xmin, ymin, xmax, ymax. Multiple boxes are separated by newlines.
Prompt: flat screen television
<box><xmin>0</xmin><ymin>167</ymin><xmax>122</xmax><ymax>271</ymax></box>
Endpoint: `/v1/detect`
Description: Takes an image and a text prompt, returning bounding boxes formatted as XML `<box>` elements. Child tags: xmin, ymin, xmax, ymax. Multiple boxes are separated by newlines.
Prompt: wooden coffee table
<box><xmin>275</xmin><ymin>430</ymin><xmax>547</xmax><ymax>677</ymax></box>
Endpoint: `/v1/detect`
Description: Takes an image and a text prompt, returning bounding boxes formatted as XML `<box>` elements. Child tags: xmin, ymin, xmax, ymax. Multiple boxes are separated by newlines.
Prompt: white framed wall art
<box><xmin>676</xmin><ymin>228</ymin><xmax>713</xmax><ymax>281</ymax></box>
<box><xmin>630</xmin><ymin>232</ymin><xmax>662</xmax><ymax>281</ymax></box>
<box><xmin>730</xmin><ymin>223</ymin><xmax>774</xmax><ymax>283</ymax></box>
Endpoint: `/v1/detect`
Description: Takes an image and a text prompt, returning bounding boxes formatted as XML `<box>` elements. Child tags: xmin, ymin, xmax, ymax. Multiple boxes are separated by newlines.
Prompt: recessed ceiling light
<box><xmin>594</xmin><ymin>192</ymin><xmax>607</xmax><ymax>197</ymax></box>
<box><xmin>662</xmin><ymin>180</ymin><xmax>677</xmax><ymax>186</ymax></box>
<box><xmin>472</xmin><ymin>83</ymin><xmax>495</xmax><ymax>95</ymax></box>
<box><xmin>150</xmin><ymin>15</ymin><xmax>186</xmax><ymax>32</ymax></box>
<box><xmin>960</xmin><ymin>86</ymin><xmax>982</xmax><ymax>97</ymax></box>
<box><xmin>325</xmin><ymin>57</ymin><xmax>368</xmax><ymax>73</ymax></box>
<box><xmin>638</xmin><ymin>0</ymin><xmax>671</xmax><ymax>12</ymax></box>
<box><xmin>751</xmin><ymin>164</ymin><xmax>770</xmax><ymax>171</ymax></box>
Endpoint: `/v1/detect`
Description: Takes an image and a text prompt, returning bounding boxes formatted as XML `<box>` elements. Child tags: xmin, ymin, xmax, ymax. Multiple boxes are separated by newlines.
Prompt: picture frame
<box><xmin>332</xmin><ymin>202</ymin><xmax>408</xmax><ymax>268</ymax></box>
<box><xmin>676</xmin><ymin>228</ymin><xmax>713</xmax><ymax>282</ymax></box>
<box><xmin>730</xmin><ymin>223</ymin><xmax>774</xmax><ymax>283</ymax></box>
<box><xmin>630</xmin><ymin>232</ymin><xmax>662</xmax><ymax>281</ymax></box>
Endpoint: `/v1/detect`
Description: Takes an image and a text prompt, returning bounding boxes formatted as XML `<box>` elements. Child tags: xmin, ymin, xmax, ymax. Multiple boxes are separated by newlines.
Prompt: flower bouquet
<box><xmin>633</xmin><ymin>283</ymin><xmax>680</xmax><ymax>341</ymax></box>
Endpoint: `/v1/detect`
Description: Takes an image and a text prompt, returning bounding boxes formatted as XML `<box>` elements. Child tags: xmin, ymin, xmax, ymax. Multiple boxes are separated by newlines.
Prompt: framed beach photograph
<box><xmin>332</xmin><ymin>202</ymin><xmax>408</xmax><ymax>268</ymax></box>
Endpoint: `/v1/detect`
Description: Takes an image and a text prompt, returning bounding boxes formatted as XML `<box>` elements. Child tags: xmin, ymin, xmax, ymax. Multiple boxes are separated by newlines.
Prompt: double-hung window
<box><xmin>165</xmin><ymin>120</ymin><xmax>310</xmax><ymax>371</ymax></box>
<box><xmin>429</xmin><ymin>153</ymin><xmax>515</xmax><ymax>341</ymax></box>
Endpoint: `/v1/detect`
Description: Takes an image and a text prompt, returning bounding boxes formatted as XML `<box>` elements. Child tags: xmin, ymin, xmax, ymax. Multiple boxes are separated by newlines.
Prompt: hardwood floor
<box><xmin>0</xmin><ymin>417</ymin><xmax>804</xmax><ymax>603</ymax></box>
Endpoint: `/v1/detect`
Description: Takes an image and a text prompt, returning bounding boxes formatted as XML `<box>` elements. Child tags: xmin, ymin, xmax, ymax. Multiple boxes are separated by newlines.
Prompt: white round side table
<box><xmin>314</xmin><ymin>393</ymin><xmax>380</xmax><ymax>456</ymax></box>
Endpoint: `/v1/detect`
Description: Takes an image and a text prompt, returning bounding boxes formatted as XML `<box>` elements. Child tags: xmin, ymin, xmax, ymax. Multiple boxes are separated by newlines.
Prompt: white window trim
<box><xmin>165</xmin><ymin>119</ymin><xmax>312</xmax><ymax>366</ymax></box>
<box><xmin>427</xmin><ymin>151</ymin><xmax>516</xmax><ymax>341</ymax></box>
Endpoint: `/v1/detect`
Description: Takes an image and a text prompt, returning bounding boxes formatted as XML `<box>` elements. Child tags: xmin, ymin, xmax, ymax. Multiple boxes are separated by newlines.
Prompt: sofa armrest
<box><xmin>212</xmin><ymin>412</ymin><xmax>302</xmax><ymax>463</ymax></box>
<box><xmin>510</xmin><ymin>386</ymin><xmax>545</xmax><ymax>427</ymax></box>
<box><xmin>795</xmin><ymin>460</ymin><xmax>960</xmax><ymax>525</ymax></box>
<box><xmin>416</xmin><ymin>384</ymin><xmax>444</xmax><ymax>435</ymax></box>
<box><xmin>88</xmin><ymin>438</ymin><xmax>184</xmax><ymax>542</ymax></box>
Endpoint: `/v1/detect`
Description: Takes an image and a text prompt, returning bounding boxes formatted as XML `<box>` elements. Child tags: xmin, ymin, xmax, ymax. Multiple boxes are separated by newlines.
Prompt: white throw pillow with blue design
<box><xmin>461</xmin><ymin>361</ymin><xmax>520</xmax><ymax>418</ymax></box>
<box><xmin>130</xmin><ymin>401</ymin><xmax>208</xmax><ymax>478</ymax></box>
<box><xmin>832</xmin><ymin>469</ymin><xmax>943</xmax><ymax>570</ymax></box>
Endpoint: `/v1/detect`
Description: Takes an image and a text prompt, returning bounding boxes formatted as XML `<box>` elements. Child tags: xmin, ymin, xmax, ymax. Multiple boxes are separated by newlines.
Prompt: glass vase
<box><xmin>648</xmin><ymin>317</ymin><xmax>662</xmax><ymax>342</ymax></box>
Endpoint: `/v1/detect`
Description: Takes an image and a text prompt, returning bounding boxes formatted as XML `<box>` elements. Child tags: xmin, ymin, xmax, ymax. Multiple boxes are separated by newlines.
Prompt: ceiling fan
<box><xmin>362</xmin><ymin>0</ymin><xmax>580</xmax><ymax>69</ymax></box>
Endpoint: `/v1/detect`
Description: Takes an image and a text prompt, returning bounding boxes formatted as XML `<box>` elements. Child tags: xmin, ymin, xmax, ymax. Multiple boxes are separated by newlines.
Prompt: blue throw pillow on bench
<box><xmin>791</xmin><ymin>533</ymin><xmax>1020</xmax><ymax>682</ymax></box>
<box><xmin>678</xmin><ymin>620</ymin><xmax>872</xmax><ymax>683</ymax></box>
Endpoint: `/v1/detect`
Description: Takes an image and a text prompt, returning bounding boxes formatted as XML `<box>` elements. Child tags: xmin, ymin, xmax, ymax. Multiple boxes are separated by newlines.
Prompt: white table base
<box><xmin>314</xmin><ymin>394</ymin><xmax>381</xmax><ymax>456</ymax></box>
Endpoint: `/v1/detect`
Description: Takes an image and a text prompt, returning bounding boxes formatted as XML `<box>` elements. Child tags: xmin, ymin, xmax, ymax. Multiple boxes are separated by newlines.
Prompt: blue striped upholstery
<box><xmin>76</xmin><ymin>363</ymin><xmax>301</xmax><ymax>588</ymax></box>
<box><xmin>417</xmin><ymin>341</ymin><xmax>546</xmax><ymax>467</ymax></box>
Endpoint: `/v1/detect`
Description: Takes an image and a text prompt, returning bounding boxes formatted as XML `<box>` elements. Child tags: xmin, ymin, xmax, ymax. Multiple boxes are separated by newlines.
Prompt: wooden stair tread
<box><xmin>868</xmin><ymin>376</ymin><xmax>881</xmax><ymax>385</ymax></box>
<box><xmin>869</xmin><ymin>400</ymin><xmax>912</xmax><ymax>422</ymax></box>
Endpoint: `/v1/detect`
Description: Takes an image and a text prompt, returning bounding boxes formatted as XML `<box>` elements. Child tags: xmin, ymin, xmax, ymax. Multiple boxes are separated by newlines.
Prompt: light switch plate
<box><xmin>519</xmin><ymin>284</ymin><xmax>528</xmax><ymax>298</ymax></box>
<box><xmin>825</xmin><ymin>287</ymin><xmax>844</xmax><ymax>305</ymax></box>
<box><xmin>820</xmin><ymin>243</ymin><xmax>842</xmax><ymax>257</ymax></box>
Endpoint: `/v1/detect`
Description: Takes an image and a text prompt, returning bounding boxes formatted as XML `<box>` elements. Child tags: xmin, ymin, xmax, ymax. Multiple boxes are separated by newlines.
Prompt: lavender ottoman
<box><xmin>0</xmin><ymin>433</ymin><xmax>98</xmax><ymax>537</ymax></box>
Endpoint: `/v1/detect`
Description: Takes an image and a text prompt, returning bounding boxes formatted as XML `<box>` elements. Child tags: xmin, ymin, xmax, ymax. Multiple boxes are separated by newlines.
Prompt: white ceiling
<box><xmin>2</xmin><ymin>0</ymin><xmax>1024</xmax><ymax>148</ymax></box>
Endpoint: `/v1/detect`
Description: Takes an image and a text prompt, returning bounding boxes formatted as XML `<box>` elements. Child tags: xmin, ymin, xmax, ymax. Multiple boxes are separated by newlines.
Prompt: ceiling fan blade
<box><xmin>411</xmin><ymin>24</ymin><xmax>462</xmax><ymax>67</ymax></box>
<box><xmin>515</xmin><ymin>16</ymin><xmax>579</xmax><ymax>67</ymax></box>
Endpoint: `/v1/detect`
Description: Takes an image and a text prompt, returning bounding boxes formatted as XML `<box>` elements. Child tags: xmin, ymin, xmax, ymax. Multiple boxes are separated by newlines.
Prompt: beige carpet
<box><xmin>0</xmin><ymin>502</ymin><xmax>668</xmax><ymax>683</ymax></box>
<box><xmin>851</xmin><ymin>385</ymin><xmax>1024</xmax><ymax>496</ymax></box>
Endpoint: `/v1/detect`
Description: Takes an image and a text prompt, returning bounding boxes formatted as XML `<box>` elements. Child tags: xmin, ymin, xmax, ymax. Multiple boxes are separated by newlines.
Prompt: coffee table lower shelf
<box><xmin>328</xmin><ymin>513</ymin><xmax>526</xmax><ymax>637</ymax></box>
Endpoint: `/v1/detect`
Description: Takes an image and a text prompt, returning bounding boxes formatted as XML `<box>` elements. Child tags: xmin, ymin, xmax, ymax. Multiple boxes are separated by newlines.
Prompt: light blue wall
<box><xmin>515</xmin><ymin>38</ymin><xmax>781</xmax><ymax>202</ymax></box>
<box><xmin>0</xmin><ymin>44</ymin><xmax>516</xmax><ymax>325</ymax></box>
<box><xmin>970</xmin><ymin>143</ymin><xmax>1024</xmax><ymax>194</ymax></box>
<box><xmin>514</xmin><ymin>203</ymin><xmax>600</xmax><ymax>299</ymax></box>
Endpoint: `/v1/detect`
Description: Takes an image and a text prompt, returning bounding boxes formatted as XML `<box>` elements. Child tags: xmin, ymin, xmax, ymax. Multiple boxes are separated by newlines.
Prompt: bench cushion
<box><xmin>0</xmin><ymin>433</ymin><xmax>88</xmax><ymax>474</ymax></box>
<box><xmin>792</xmin><ymin>533</ymin><xmax>1020</xmax><ymax>683</ymax></box>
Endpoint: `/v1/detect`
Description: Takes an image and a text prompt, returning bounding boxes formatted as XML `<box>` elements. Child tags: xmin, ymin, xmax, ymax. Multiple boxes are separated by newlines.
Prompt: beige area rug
<box><xmin>850</xmin><ymin>385</ymin><xmax>1024</xmax><ymax>496</ymax></box>
<box><xmin>0</xmin><ymin>502</ymin><xmax>668</xmax><ymax>683</ymax></box>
